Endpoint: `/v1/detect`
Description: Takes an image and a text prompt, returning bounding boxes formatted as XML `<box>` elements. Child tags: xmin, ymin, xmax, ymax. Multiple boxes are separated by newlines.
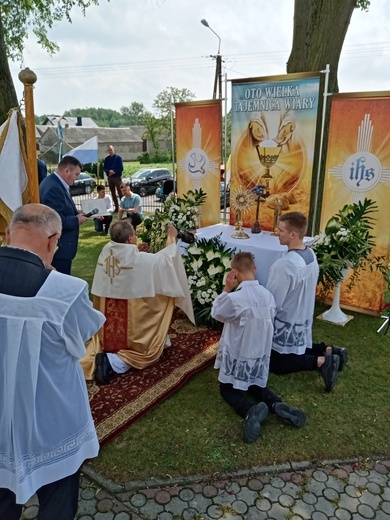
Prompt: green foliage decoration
<box><xmin>311</xmin><ymin>198</ymin><xmax>386</xmax><ymax>294</ymax></box>
<box><xmin>137</xmin><ymin>189</ymin><xmax>235</xmax><ymax>325</ymax></box>
<box><xmin>137</xmin><ymin>189</ymin><xmax>207</xmax><ymax>253</ymax></box>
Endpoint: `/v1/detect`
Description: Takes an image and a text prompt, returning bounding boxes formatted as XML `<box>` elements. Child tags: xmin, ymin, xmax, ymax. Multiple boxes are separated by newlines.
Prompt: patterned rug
<box><xmin>88</xmin><ymin>310</ymin><xmax>221</xmax><ymax>447</ymax></box>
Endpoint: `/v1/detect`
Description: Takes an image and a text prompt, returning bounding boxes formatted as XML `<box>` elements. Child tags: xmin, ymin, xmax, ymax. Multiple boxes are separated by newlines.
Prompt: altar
<box><xmin>195</xmin><ymin>224</ymin><xmax>287</xmax><ymax>286</ymax></box>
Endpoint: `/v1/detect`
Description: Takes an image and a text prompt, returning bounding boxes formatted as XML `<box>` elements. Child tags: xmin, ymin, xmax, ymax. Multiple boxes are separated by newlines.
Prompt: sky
<box><xmin>10</xmin><ymin>0</ymin><xmax>390</xmax><ymax>117</ymax></box>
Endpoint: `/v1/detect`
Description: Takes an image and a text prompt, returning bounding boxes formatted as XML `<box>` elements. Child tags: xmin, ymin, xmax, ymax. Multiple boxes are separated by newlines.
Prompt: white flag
<box><xmin>64</xmin><ymin>136</ymin><xmax>99</xmax><ymax>164</ymax></box>
<box><xmin>0</xmin><ymin>110</ymin><xmax>29</xmax><ymax>222</ymax></box>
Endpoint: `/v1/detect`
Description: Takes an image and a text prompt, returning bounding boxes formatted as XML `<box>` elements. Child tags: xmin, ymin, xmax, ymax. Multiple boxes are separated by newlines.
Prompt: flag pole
<box><xmin>19</xmin><ymin>67</ymin><xmax>39</xmax><ymax>203</ymax></box>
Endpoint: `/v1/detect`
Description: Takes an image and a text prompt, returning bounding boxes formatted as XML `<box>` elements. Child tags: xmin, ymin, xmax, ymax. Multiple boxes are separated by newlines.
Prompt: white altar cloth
<box><xmin>184</xmin><ymin>224</ymin><xmax>288</xmax><ymax>287</ymax></box>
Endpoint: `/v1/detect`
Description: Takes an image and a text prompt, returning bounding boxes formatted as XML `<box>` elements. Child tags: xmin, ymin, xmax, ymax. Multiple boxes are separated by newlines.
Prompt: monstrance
<box><xmin>230</xmin><ymin>188</ymin><xmax>254</xmax><ymax>239</ymax></box>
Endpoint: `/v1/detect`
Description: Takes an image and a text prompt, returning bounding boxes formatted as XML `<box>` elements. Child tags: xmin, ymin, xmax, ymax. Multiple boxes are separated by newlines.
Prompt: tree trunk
<box><xmin>287</xmin><ymin>0</ymin><xmax>357</xmax><ymax>231</ymax></box>
<box><xmin>287</xmin><ymin>0</ymin><xmax>356</xmax><ymax>94</ymax></box>
<box><xmin>0</xmin><ymin>12</ymin><xmax>18</xmax><ymax>125</ymax></box>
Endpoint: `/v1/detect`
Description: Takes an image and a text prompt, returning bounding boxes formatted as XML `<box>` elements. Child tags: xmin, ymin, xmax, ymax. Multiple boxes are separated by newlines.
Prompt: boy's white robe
<box><xmin>212</xmin><ymin>280</ymin><xmax>276</xmax><ymax>391</ymax></box>
<box><xmin>266</xmin><ymin>249</ymin><xmax>319</xmax><ymax>355</ymax></box>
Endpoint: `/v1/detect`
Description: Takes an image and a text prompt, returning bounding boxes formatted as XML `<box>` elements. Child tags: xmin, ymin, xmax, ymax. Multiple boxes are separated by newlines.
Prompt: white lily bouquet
<box><xmin>183</xmin><ymin>234</ymin><xmax>236</xmax><ymax>326</ymax></box>
<box><xmin>165</xmin><ymin>189</ymin><xmax>206</xmax><ymax>231</ymax></box>
<box><xmin>137</xmin><ymin>189</ymin><xmax>206</xmax><ymax>253</ymax></box>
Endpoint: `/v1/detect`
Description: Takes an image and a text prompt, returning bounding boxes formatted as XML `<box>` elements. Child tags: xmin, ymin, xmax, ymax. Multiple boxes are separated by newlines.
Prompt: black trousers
<box><xmin>0</xmin><ymin>469</ymin><xmax>80</xmax><ymax>520</ymax></box>
<box><xmin>126</xmin><ymin>212</ymin><xmax>143</xmax><ymax>230</ymax></box>
<box><xmin>108</xmin><ymin>176</ymin><xmax>122</xmax><ymax>212</ymax></box>
<box><xmin>270</xmin><ymin>342</ymin><xmax>327</xmax><ymax>374</ymax></box>
<box><xmin>220</xmin><ymin>382</ymin><xmax>282</xmax><ymax>419</ymax></box>
<box><xmin>94</xmin><ymin>215</ymin><xmax>113</xmax><ymax>233</ymax></box>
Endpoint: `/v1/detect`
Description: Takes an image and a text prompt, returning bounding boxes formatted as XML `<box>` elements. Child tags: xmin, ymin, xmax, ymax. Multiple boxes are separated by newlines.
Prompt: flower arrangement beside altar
<box><xmin>310</xmin><ymin>198</ymin><xmax>385</xmax><ymax>295</ymax></box>
<box><xmin>183</xmin><ymin>235</ymin><xmax>236</xmax><ymax>326</ymax></box>
<box><xmin>165</xmin><ymin>188</ymin><xmax>207</xmax><ymax>231</ymax></box>
<box><xmin>137</xmin><ymin>189</ymin><xmax>206</xmax><ymax>253</ymax></box>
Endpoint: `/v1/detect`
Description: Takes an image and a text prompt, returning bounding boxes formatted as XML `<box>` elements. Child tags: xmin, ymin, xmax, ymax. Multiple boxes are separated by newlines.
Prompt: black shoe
<box><xmin>273</xmin><ymin>402</ymin><xmax>307</xmax><ymax>428</ymax></box>
<box><xmin>243</xmin><ymin>402</ymin><xmax>269</xmax><ymax>444</ymax></box>
<box><xmin>319</xmin><ymin>354</ymin><xmax>339</xmax><ymax>392</ymax></box>
<box><xmin>332</xmin><ymin>345</ymin><xmax>348</xmax><ymax>372</ymax></box>
<box><xmin>95</xmin><ymin>352</ymin><xmax>113</xmax><ymax>385</ymax></box>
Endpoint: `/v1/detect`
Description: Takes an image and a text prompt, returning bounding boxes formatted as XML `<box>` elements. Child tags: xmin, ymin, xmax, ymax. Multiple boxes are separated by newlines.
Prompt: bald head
<box><xmin>7</xmin><ymin>204</ymin><xmax>62</xmax><ymax>267</ymax></box>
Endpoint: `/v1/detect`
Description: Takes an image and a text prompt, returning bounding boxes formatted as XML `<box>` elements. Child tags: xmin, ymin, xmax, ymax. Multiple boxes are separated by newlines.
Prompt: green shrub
<box><xmin>138</xmin><ymin>150</ymin><xmax>172</xmax><ymax>164</ymax></box>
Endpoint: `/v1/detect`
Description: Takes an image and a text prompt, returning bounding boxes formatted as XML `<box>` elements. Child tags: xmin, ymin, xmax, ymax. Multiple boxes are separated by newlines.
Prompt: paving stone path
<box><xmin>21</xmin><ymin>458</ymin><xmax>390</xmax><ymax>519</ymax></box>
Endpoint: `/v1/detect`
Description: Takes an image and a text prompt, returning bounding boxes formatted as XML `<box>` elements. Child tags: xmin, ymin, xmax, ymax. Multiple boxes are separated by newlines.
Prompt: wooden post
<box><xmin>18</xmin><ymin>67</ymin><xmax>39</xmax><ymax>203</ymax></box>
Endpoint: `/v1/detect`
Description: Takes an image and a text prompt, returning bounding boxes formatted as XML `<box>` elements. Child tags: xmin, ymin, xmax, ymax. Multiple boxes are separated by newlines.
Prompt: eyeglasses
<box><xmin>48</xmin><ymin>232</ymin><xmax>61</xmax><ymax>252</ymax></box>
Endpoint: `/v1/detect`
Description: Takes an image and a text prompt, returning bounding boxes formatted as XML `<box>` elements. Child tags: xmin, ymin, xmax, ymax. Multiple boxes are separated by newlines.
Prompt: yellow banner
<box><xmin>176</xmin><ymin>100</ymin><xmax>221</xmax><ymax>227</ymax></box>
<box><xmin>321</xmin><ymin>92</ymin><xmax>390</xmax><ymax>313</ymax></box>
<box><xmin>230</xmin><ymin>73</ymin><xmax>320</xmax><ymax>230</ymax></box>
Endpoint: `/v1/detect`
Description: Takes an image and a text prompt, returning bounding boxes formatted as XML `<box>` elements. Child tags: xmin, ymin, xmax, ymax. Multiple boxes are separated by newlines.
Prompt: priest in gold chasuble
<box><xmin>81</xmin><ymin>221</ymin><xmax>194</xmax><ymax>381</ymax></box>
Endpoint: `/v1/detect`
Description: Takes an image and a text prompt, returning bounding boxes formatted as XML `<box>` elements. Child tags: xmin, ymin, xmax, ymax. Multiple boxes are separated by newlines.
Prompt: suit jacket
<box><xmin>37</xmin><ymin>159</ymin><xmax>48</xmax><ymax>184</ymax></box>
<box><xmin>0</xmin><ymin>247</ymin><xmax>50</xmax><ymax>297</ymax></box>
<box><xmin>103</xmin><ymin>154</ymin><xmax>123</xmax><ymax>178</ymax></box>
<box><xmin>39</xmin><ymin>173</ymin><xmax>79</xmax><ymax>261</ymax></box>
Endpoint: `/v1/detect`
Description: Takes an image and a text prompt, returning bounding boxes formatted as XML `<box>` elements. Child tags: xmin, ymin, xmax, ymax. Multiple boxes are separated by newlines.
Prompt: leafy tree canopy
<box><xmin>153</xmin><ymin>87</ymin><xmax>195</xmax><ymax>119</ymax></box>
<box><xmin>0</xmin><ymin>1</ymin><xmax>106</xmax><ymax>60</ymax></box>
<box><xmin>120</xmin><ymin>102</ymin><xmax>146</xmax><ymax>125</ymax></box>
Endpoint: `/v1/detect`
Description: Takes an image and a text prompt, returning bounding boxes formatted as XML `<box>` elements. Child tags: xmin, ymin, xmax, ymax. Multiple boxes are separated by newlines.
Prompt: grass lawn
<box><xmin>75</xmin><ymin>221</ymin><xmax>389</xmax><ymax>483</ymax></box>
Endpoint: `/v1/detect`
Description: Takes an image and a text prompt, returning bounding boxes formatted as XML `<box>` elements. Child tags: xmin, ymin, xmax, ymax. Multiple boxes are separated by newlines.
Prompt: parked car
<box><xmin>70</xmin><ymin>172</ymin><xmax>96</xmax><ymax>196</ymax></box>
<box><xmin>123</xmin><ymin>168</ymin><xmax>173</xmax><ymax>197</ymax></box>
<box><xmin>220</xmin><ymin>181</ymin><xmax>230</xmax><ymax>209</ymax></box>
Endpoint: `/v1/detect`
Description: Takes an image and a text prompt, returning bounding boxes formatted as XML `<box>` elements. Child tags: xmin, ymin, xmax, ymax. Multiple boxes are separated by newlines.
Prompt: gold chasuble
<box><xmin>81</xmin><ymin>242</ymin><xmax>194</xmax><ymax>379</ymax></box>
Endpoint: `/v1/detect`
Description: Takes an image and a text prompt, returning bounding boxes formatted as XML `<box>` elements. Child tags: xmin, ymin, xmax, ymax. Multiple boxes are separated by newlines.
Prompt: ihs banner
<box><xmin>231</xmin><ymin>73</ymin><xmax>320</xmax><ymax>230</ymax></box>
<box><xmin>321</xmin><ymin>92</ymin><xmax>390</xmax><ymax>313</ymax></box>
<box><xmin>175</xmin><ymin>100</ymin><xmax>221</xmax><ymax>227</ymax></box>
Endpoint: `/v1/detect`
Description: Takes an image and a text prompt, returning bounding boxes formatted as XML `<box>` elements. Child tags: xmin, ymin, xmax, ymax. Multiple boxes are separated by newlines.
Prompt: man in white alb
<box><xmin>266</xmin><ymin>212</ymin><xmax>348</xmax><ymax>392</ymax></box>
<box><xmin>0</xmin><ymin>204</ymin><xmax>105</xmax><ymax>519</ymax></box>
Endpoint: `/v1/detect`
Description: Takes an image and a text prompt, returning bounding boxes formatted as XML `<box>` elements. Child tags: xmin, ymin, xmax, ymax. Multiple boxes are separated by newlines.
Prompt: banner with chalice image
<box><xmin>230</xmin><ymin>73</ymin><xmax>320</xmax><ymax>230</ymax></box>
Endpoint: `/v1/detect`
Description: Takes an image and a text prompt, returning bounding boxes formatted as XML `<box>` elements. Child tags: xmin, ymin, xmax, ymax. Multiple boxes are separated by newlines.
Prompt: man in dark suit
<box><xmin>39</xmin><ymin>156</ymin><xmax>88</xmax><ymax>274</ymax></box>
<box><xmin>36</xmin><ymin>142</ymin><xmax>48</xmax><ymax>184</ymax></box>
<box><xmin>0</xmin><ymin>203</ymin><xmax>104</xmax><ymax>520</ymax></box>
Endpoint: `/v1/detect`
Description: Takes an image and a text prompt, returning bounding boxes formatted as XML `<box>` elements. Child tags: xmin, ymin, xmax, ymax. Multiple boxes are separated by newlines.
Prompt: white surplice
<box><xmin>266</xmin><ymin>249</ymin><xmax>319</xmax><ymax>355</ymax></box>
<box><xmin>212</xmin><ymin>281</ymin><xmax>276</xmax><ymax>391</ymax></box>
<box><xmin>0</xmin><ymin>271</ymin><xmax>105</xmax><ymax>504</ymax></box>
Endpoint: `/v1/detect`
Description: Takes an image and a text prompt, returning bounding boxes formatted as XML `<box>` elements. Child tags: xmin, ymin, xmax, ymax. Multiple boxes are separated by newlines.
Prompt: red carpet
<box><xmin>88</xmin><ymin>310</ymin><xmax>221</xmax><ymax>446</ymax></box>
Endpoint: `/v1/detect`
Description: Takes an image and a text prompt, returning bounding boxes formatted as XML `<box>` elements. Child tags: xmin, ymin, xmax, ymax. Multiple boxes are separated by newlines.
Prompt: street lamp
<box><xmin>200</xmin><ymin>19</ymin><xmax>222</xmax><ymax>99</ymax></box>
